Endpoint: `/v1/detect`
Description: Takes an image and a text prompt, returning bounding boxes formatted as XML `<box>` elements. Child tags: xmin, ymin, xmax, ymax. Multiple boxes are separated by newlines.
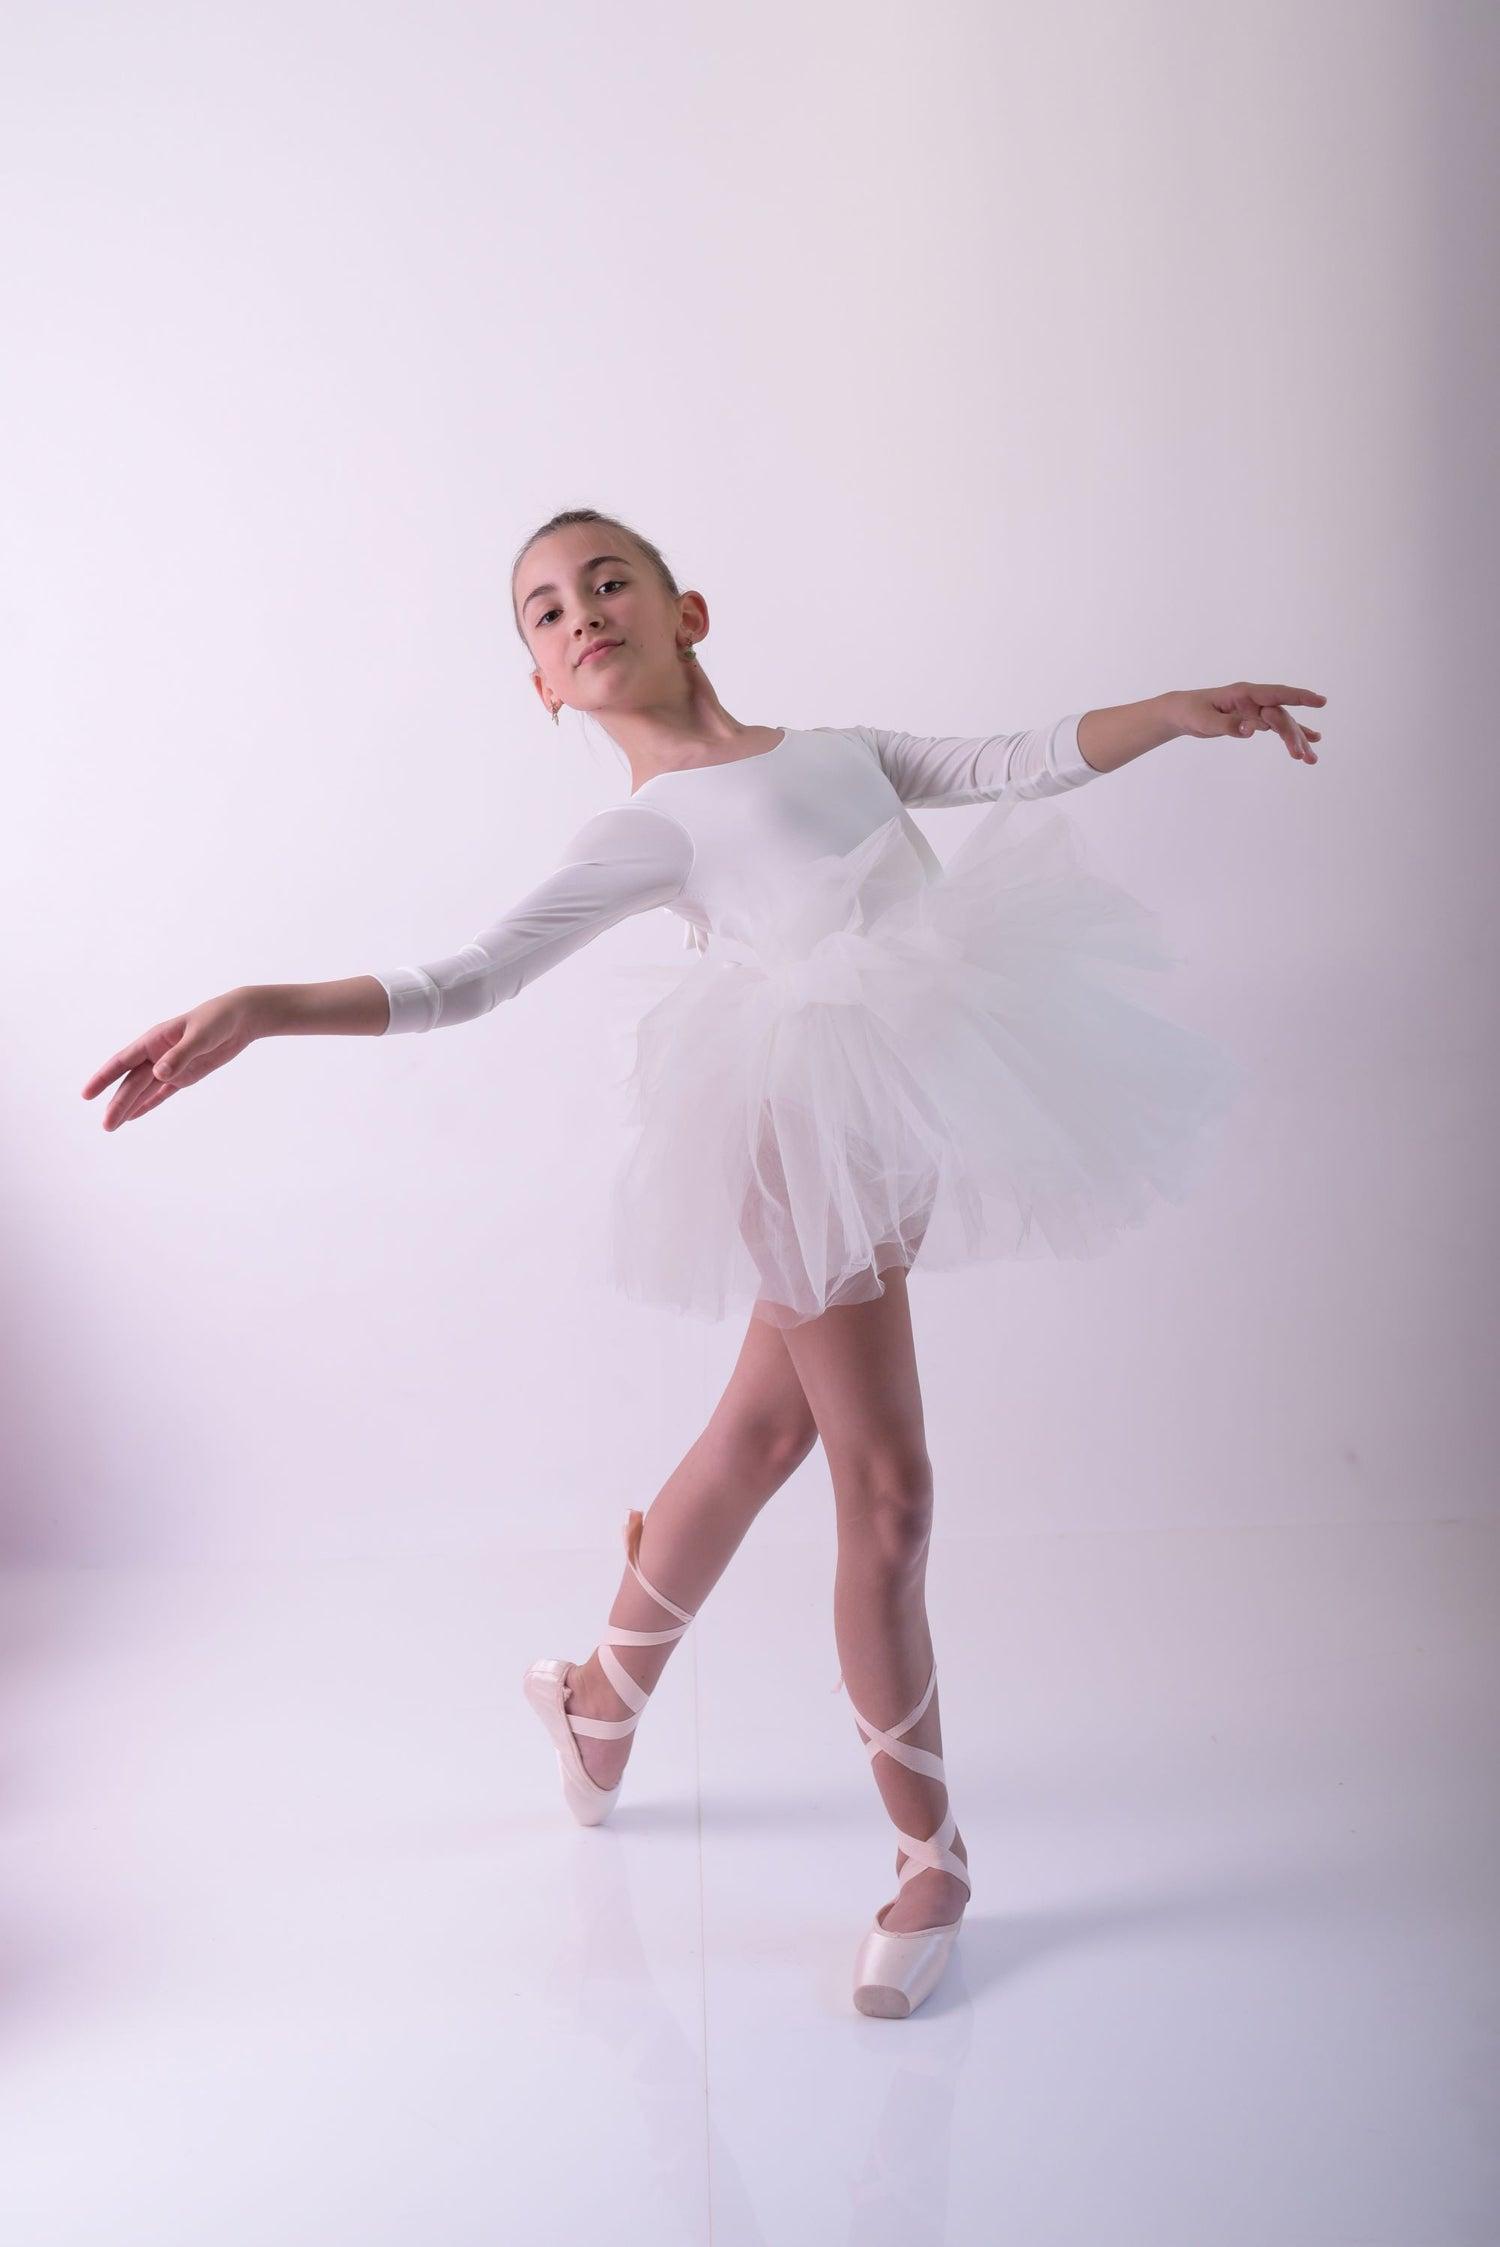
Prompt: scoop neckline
<box><xmin>629</xmin><ymin>728</ymin><xmax>793</xmax><ymax>797</ymax></box>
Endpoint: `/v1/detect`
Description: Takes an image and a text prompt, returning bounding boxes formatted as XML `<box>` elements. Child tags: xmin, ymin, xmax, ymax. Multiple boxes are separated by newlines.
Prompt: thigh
<box><xmin>772</xmin><ymin>1264</ymin><xmax>928</xmax><ymax>1484</ymax></box>
<box><xmin>703</xmin><ymin>1301</ymin><xmax>822</xmax><ymax>1459</ymax></box>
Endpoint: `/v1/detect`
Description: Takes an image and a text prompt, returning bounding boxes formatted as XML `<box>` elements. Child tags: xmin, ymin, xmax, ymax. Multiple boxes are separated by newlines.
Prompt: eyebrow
<box><xmin>521</xmin><ymin>555</ymin><xmax>634</xmax><ymax>616</ymax></box>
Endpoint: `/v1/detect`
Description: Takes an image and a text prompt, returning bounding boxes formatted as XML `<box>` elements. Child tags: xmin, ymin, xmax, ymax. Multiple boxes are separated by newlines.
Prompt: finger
<box><xmin>107</xmin><ymin>1080</ymin><xmax>175</xmax><ymax>1130</ymax></box>
<box><xmin>1247</xmin><ymin>685</ymin><xmax>1327</xmax><ymax>707</ymax></box>
<box><xmin>1270</xmin><ymin>710</ymin><xmax>1316</xmax><ymax>763</ymax></box>
<box><xmin>154</xmin><ymin>1033</ymin><xmax>236</xmax><ymax>1090</ymax></box>
<box><xmin>154</xmin><ymin>1052</ymin><xmax>213</xmax><ymax>1091</ymax></box>
<box><xmin>103</xmin><ymin>1063</ymin><xmax>166</xmax><ymax>1130</ymax></box>
<box><xmin>151</xmin><ymin>1042</ymin><xmax>197</xmax><ymax>1087</ymax></box>
<box><xmin>83</xmin><ymin>1018</ymin><xmax>189</xmax><ymax>1099</ymax></box>
<box><xmin>82</xmin><ymin>1042</ymin><xmax>155</xmax><ymax>1099</ymax></box>
<box><xmin>1247</xmin><ymin>689</ymin><xmax>1318</xmax><ymax>754</ymax></box>
<box><xmin>126</xmin><ymin>1083</ymin><xmax>178</xmax><ymax>1123</ymax></box>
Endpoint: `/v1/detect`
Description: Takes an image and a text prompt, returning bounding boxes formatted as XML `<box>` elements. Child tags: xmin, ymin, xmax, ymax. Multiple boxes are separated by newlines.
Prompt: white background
<box><xmin>2</xmin><ymin>8</ymin><xmax>1497</xmax><ymax>2245</ymax></box>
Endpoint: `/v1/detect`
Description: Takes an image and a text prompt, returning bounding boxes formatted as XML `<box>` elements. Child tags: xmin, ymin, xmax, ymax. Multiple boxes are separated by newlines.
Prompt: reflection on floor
<box><xmin>0</xmin><ymin>1522</ymin><xmax>1493</xmax><ymax>2245</ymax></box>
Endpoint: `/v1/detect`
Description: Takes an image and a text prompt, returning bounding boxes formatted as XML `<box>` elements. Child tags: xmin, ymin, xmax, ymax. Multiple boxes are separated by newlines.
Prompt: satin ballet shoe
<box><xmin>843</xmin><ymin>1662</ymin><xmax>972</xmax><ymax>2018</ymax></box>
<box><xmin>523</xmin><ymin>1509</ymin><xmax>696</xmax><ymax>1829</ymax></box>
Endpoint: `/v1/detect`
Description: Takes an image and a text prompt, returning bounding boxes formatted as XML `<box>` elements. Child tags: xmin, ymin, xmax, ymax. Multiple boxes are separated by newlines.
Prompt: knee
<box><xmin>838</xmin><ymin>1449</ymin><xmax>935</xmax><ymax>1574</ymax></box>
<box><xmin>764</xmin><ymin>1416</ymin><xmax>820</xmax><ymax>1481</ymax></box>
<box><xmin>733</xmin><ymin>1411</ymin><xmax>819</xmax><ymax>1486</ymax></box>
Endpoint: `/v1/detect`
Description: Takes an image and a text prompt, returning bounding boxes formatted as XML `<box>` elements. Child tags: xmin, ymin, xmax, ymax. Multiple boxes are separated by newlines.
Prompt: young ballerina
<box><xmin>82</xmin><ymin>508</ymin><xmax>1324</xmax><ymax>2019</ymax></box>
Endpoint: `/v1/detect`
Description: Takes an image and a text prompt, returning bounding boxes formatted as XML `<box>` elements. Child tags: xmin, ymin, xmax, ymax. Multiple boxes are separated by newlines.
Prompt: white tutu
<box><xmin>599</xmin><ymin>793</ymin><xmax>1242</xmax><ymax>1328</ymax></box>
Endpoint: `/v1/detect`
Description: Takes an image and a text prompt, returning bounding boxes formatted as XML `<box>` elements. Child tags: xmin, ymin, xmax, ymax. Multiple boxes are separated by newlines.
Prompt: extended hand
<box><xmin>1167</xmin><ymin>683</ymin><xmax>1325</xmax><ymax>764</ymax></box>
<box><xmin>81</xmin><ymin>987</ymin><xmax>266</xmax><ymax>1131</ymax></box>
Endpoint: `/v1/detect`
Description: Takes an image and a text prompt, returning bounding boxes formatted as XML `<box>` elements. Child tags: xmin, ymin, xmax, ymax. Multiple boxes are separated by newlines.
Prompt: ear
<box><xmin>678</xmin><ymin>589</ymin><xmax>710</xmax><ymax>641</ymax></box>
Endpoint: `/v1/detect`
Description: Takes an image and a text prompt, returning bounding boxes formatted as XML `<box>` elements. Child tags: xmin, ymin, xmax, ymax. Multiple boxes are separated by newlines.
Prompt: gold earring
<box><xmin>550</xmin><ymin>702</ymin><xmax>560</xmax><ymax>725</ymax></box>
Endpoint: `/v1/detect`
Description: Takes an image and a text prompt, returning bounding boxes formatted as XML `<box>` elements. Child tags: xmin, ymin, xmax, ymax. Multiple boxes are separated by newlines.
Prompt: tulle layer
<box><xmin>600</xmin><ymin>796</ymin><xmax>1242</xmax><ymax>1328</ymax></box>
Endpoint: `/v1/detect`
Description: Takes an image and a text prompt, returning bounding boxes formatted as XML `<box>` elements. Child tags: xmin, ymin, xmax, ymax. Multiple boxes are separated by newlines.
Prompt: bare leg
<box><xmin>777</xmin><ymin>1265</ymin><xmax>969</xmax><ymax>1936</ymax></box>
<box><xmin>563</xmin><ymin>1309</ymin><xmax>820</xmax><ymax>1788</ymax></box>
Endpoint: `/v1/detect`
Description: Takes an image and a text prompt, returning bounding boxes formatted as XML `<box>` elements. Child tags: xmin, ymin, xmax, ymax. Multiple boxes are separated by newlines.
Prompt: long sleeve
<box><xmin>850</xmin><ymin>712</ymin><xmax>1100</xmax><ymax>809</ymax></box>
<box><xmin>374</xmin><ymin>802</ymin><xmax>695</xmax><ymax>1033</ymax></box>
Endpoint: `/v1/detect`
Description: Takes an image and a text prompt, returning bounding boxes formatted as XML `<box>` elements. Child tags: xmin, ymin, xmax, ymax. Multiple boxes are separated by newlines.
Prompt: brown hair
<box><xmin>510</xmin><ymin>509</ymin><xmax>681</xmax><ymax>651</ymax></box>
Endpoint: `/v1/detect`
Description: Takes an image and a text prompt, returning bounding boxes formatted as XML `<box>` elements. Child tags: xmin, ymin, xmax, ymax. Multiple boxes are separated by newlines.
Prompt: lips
<box><xmin>577</xmin><ymin>639</ymin><xmax>623</xmax><ymax>668</ymax></box>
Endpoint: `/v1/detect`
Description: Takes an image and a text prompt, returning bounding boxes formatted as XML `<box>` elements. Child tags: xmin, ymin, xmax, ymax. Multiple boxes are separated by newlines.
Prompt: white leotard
<box><xmin>375</xmin><ymin>715</ymin><xmax>1099</xmax><ymax>1035</ymax></box>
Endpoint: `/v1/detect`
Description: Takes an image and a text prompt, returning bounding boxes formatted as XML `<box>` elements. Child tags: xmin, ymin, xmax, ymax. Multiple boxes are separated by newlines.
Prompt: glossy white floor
<box><xmin>0</xmin><ymin>1521</ymin><xmax>1493</xmax><ymax>2245</ymax></box>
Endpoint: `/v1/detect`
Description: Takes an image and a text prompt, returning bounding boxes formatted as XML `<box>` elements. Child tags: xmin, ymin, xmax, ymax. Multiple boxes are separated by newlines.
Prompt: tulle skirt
<box><xmin>599</xmin><ymin>795</ymin><xmax>1242</xmax><ymax>1329</ymax></box>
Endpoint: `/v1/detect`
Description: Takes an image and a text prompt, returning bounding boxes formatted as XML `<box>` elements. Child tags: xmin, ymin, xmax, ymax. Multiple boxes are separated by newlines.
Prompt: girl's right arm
<box><xmin>79</xmin><ymin>979</ymin><xmax>387</xmax><ymax>1134</ymax></box>
<box><xmin>81</xmin><ymin>804</ymin><xmax>694</xmax><ymax>1130</ymax></box>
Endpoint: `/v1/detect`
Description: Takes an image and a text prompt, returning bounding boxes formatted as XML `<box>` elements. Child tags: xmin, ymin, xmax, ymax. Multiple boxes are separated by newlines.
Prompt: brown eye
<box><xmin>538</xmin><ymin>579</ymin><xmax>625</xmax><ymax>628</ymax></box>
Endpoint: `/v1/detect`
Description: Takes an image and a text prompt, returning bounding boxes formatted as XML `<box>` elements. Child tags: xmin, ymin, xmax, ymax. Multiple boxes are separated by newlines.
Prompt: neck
<box><xmin>600</xmin><ymin>675</ymin><xmax>769</xmax><ymax>789</ymax></box>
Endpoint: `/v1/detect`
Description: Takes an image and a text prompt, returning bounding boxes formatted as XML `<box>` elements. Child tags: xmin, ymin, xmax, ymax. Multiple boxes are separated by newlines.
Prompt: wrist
<box><xmin>1153</xmin><ymin>690</ymin><xmax>1185</xmax><ymax>742</ymax></box>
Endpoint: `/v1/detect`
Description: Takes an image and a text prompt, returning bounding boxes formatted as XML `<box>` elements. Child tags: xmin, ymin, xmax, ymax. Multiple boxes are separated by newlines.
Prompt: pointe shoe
<box><xmin>522</xmin><ymin>1510</ymin><xmax>696</xmax><ymax>1828</ymax></box>
<box><xmin>844</xmin><ymin>1663</ymin><xmax>972</xmax><ymax>2018</ymax></box>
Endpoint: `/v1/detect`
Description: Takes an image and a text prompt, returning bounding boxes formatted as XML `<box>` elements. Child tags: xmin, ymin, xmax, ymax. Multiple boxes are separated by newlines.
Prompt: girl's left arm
<box><xmin>1079</xmin><ymin>684</ymin><xmax>1326</xmax><ymax>775</ymax></box>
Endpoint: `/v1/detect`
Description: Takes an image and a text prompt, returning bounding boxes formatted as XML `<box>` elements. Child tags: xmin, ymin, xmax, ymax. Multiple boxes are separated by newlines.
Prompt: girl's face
<box><xmin>517</xmin><ymin>528</ymin><xmax>699</xmax><ymax>718</ymax></box>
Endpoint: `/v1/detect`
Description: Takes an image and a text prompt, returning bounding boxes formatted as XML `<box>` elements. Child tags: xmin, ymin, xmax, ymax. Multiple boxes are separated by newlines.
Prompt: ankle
<box><xmin>568</xmin><ymin>1653</ymin><xmax>635</xmax><ymax>1719</ymax></box>
<box><xmin>897</xmin><ymin>1826</ymin><xmax>968</xmax><ymax>1875</ymax></box>
<box><xmin>892</xmin><ymin>1817</ymin><xmax>968</xmax><ymax>1898</ymax></box>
